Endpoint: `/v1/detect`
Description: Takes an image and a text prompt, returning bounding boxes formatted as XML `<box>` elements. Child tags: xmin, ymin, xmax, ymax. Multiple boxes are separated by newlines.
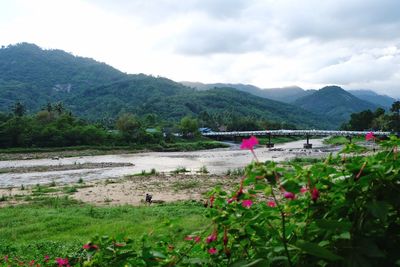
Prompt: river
<box><xmin>0</xmin><ymin>139</ymin><xmax>339</xmax><ymax>187</ymax></box>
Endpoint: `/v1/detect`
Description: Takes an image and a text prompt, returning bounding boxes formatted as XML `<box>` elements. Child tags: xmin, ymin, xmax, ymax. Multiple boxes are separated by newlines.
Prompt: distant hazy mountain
<box><xmin>293</xmin><ymin>86</ymin><xmax>378</xmax><ymax>124</ymax></box>
<box><xmin>348</xmin><ymin>89</ymin><xmax>396</xmax><ymax>109</ymax></box>
<box><xmin>0</xmin><ymin>43</ymin><xmax>335</xmax><ymax>129</ymax></box>
<box><xmin>181</xmin><ymin>81</ymin><xmax>314</xmax><ymax>103</ymax></box>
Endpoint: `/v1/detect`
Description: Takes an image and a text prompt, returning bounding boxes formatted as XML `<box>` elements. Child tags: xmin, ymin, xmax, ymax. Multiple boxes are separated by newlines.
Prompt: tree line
<box><xmin>341</xmin><ymin>101</ymin><xmax>400</xmax><ymax>132</ymax></box>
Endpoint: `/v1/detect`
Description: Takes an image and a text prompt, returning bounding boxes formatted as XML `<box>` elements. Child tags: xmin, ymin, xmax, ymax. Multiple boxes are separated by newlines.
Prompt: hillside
<box><xmin>69</xmin><ymin>81</ymin><xmax>335</xmax><ymax>128</ymax></box>
<box><xmin>0</xmin><ymin>43</ymin><xmax>125</xmax><ymax>111</ymax></box>
<box><xmin>293</xmin><ymin>86</ymin><xmax>378</xmax><ymax>123</ymax></box>
<box><xmin>0</xmin><ymin>43</ymin><xmax>335</xmax><ymax>129</ymax></box>
<box><xmin>182</xmin><ymin>81</ymin><xmax>313</xmax><ymax>103</ymax></box>
<box><xmin>348</xmin><ymin>89</ymin><xmax>396</xmax><ymax>108</ymax></box>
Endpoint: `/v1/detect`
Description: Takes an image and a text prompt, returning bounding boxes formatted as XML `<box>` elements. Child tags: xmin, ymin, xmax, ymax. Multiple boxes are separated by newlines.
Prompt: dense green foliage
<box><xmin>0</xmin><ymin>104</ymin><xmax>219</xmax><ymax>149</ymax></box>
<box><xmin>341</xmin><ymin>101</ymin><xmax>400</xmax><ymax>131</ymax></box>
<box><xmin>293</xmin><ymin>86</ymin><xmax>378</xmax><ymax>124</ymax></box>
<box><xmin>0</xmin><ymin>43</ymin><xmax>335</xmax><ymax>129</ymax></box>
<box><xmin>182</xmin><ymin>82</ymin><xmax>313</xmax><ymax>104</ymax></box>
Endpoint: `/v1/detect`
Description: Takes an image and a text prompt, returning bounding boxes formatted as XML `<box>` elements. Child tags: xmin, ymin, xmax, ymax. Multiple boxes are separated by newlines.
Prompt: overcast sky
<box><xmin>1</xmin><ymin>0</ymin><xmax>400</xmax><ymax>97</ymax></box>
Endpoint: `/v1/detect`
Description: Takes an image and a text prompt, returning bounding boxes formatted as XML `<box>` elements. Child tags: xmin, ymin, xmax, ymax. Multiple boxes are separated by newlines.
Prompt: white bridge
<box><xmin>202</xmin><ymin>130</ymin><xmax>391</xmax><ymax>137</ymax></box>
<box><xmin>202</xmin><ymin>130</ymin><xmax>392</xmax><ymax>149</ymax></box>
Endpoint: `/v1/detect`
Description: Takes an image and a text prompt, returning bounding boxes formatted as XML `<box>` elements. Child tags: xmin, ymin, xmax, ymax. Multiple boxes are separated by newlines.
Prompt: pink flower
<box><xmin>44</xmin><ymin>255</ymin><xmax>50</xmax><ymax>262</ymax></box>
<box><xmin>4</xmin><ymin>255</ymin><xmax>8</xmax><ymax>262</ymax></box>
<box><xmin>267</xmin><ymin>200</ymin><xmax>276</xmax><ymax>207</ymax></box>
<box><xmin>194</xmin><ymin>236</ymin><xmax>201</xmax><ymax>243</ymax></box>
<box><xmin>240</xmin><ymin>136</ymin><xmax>259</xmax><ymax>150</ymax></box>
<box><xmin>208</xmin><ymin>248</ymin><xmax>217</xmax><ymax>254</ymax></box>
<box><xmin>206</xmin><ymin>232</ymin><xmax>217</xmax><ymax>243</ymax></box>
<box><xmin>300</xmin><ymin>186</ymin><xmax>308</xmax><ymax>193</ymax></box>
<box><xmin>311</xmin><ymin>187</ymin><xmax>320</xmax><ymax>202</ymax></box>
<box><xmin>83</xmin><ymin>243</ymin><xmax>99</xmax><ymax>250</ymax></box>
<box><xmin>283</xmin><ymin>191</ymin><xmax>295</xmax><ymax>200</ymax></box>
<box><xmin>227</xmin><ymin>198</ymin><xmax>235</xmax><ymax>204</ymax></box>
<box><xmin>242</xmin><ymin>199</ymin><xmax>253</xmax><ymax>208</ymax></box>
<box><xmin>184</xmin><ymin>236</ymin><xmax>193</xmax><ymax>241</ymax></box>
<box><xmin>209</xmin><ymin>195</ymin><xmax>215</xmax><ymax>207</ymax></box>
<box><xmin>29</xmin><ymin>260</ymin><xmax>35</xmax><ymax>266</ymax></box>
<box><xmin>366</xmin><ymin>132</ymin><xmax>375</xmax><ymax>141</ymax></box>
<box><xmin>56</xmin><ymin>258</ymin><xmax>70</xmax><ymax>267</ymax></box>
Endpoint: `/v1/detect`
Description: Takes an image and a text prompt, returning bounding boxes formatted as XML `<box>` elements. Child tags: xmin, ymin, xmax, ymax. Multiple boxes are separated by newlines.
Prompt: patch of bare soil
<box><xmin>0</xmin><ymin>173</ymin><xmax>241</xmax><ymax>207</ymax></box>
<box><xmin>72</xmin><ymin>173</ymin><xmax>241</xmax><ymax>205</ymax></box>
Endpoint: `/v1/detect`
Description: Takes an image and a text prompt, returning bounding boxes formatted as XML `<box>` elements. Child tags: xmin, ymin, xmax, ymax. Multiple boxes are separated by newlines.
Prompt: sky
<box><xmin>1</xmin><ymin>0</ymin><xmax>400</xmax><ymax>97</ymax></box>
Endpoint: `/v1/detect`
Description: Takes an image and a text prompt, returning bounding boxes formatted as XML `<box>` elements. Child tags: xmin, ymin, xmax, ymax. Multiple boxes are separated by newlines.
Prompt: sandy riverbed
<box><xmin>0</xmin><ymin>138</ymin><xmax>339</xmax><ymax>187</ymax></box>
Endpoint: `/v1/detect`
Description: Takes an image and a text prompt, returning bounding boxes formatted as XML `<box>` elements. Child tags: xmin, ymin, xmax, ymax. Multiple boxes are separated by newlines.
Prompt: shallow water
<box><xmin>0</xmin><ymin>139</ymin><xmax>339</xmax><ymax>187</ymax></box>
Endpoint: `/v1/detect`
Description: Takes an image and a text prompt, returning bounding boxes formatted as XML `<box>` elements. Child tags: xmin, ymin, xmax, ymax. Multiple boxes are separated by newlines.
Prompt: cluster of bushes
<box><xmin>2</xmin><ymin>135</ymin><xmax>399</xmax><ymax>266</ymax></box>
<box><xmin>0</xmin><ymin>103</ymin><xmax>164</xmax><ymax>148</ymax></box>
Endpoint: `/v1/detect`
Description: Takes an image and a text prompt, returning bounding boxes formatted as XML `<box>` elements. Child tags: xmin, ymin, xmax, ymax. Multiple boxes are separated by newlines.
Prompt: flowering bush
<box><xmin>2</xmin><ymin>135</ymin><xmax>400</xmax><ymax>266</ymax></box>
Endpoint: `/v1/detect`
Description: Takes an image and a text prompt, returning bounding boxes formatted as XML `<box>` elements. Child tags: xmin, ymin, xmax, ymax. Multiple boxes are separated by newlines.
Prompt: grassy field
<box><xmin>0</xmin><ymin>197</ymin><xmax>208</xmax><ymax>260</ymax></box>
<box><xmin>323</xmin><ymin>136</ymin><xmax>364</xmax><ymax>145</ymax></box>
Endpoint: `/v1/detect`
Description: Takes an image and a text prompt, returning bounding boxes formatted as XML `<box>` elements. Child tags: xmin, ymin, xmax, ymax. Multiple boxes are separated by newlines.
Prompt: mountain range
<box><xmin>182</xmin><ymin>82</ymin><xmax>397</xmax><ymax>125</ymax></box>
<box><xmin>0</xmin><ymin>43</ymin><xmax>395</xmax><ymax>129</ymax></box>
<box><xmin>0</xmin><ymin>43</ymin><xmax>335</xmax><ymax>129</ymax></box>
<box><xmin>181</xmin><ymin>81</ymin><xmax>396</xmax><ymax>108</ymax></box>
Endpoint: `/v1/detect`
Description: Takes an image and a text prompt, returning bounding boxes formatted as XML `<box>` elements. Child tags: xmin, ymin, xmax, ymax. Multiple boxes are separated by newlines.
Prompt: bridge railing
<box><xmin>202</xmin><ymin>130</ymin><xmax>392</xmax><ymax>137</ymax></box>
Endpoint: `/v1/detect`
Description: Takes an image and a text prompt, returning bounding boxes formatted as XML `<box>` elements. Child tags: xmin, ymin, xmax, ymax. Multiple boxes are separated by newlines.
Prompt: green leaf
<box><xmin>316</xmin><ymin>219</ymin><xmax>351</xmax><ymax>232</ymax></box>
<box><xmin>338</xmin><ymin>231</ymin><xmax>350</xmax><ymax>240</ymax></box>
<box><xmin>368</xmin><ymin>201</ymin><xmax>389</xmax><ymax>221</ymax></box>
<box><xmin>230</xmin><ymin>258</ymin><xmax>267</xmax><ymax>267</ymax></box>
<box><xmin>295</xmin><ymin>241</ymin><xmax>343</xmax><ymax>261</ymax></box>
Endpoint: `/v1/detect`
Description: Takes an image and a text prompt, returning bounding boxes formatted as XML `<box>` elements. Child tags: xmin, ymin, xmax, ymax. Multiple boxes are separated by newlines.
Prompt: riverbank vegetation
<box><xmin>257</xmin><ymin>135</ymin><xmax>304</xmax><ymax>145</ymax></box>
<box><xmin>341</xmin><ymin>101</ymin><xmax>400</xmax><ymax>131</ymax></box>
<box><xmin>0</xmin><ymin>103</ymin><xmax>230</xmax><ymax>154</ymax></box>
<box><xmin>323</xmin><ymin>135</ymin><xmax>364</xmax><ymax>145</ymax></box>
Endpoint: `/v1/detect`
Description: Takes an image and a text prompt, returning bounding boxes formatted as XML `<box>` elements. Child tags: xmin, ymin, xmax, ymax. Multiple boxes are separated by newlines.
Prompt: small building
<box><xmin>199</xmin><ymin>127</ymin><xmax>212</xmax><ymax>134</ymax></box>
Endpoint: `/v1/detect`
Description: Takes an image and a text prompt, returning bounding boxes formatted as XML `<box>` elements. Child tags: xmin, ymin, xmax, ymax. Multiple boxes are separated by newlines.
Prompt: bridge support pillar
<box><xmin>303</xmin><ymin>135</ymin><xmax>312</xmax><ymax>149</ymax></box>
<box><xmin>233</xmin><ymin>136</ymin><xmax>241</xmax><ymax>143</ymax></box>
<box><xmin>266</xmin><ymin>134</ymin><xmax>274</xmax><ymax>148</ymax></box>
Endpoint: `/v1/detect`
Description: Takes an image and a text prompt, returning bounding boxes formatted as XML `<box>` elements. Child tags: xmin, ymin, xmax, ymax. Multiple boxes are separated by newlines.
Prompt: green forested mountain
<box><xmin>0</xmin><ymin>43</ymin><xmax>336</xmax><ymax>129</ymax></box>
<box><xmin>293</xmin><ymin>86</ymin><xmax>378</xmax><ymax>124</ymax></box>
<box><xmin>0</xmin><ymin>43</ymin><xmax>125</xmax><ymax>111</ymax></box>
<box><xmin>69</xmin><ymin>83</ymin><xmax>334</xmax><ymax>128</ymax></box>
<box><xmin>181</xmin><ymin>81</ymin><xmax>314</xmax><ymax>103</ymax></box>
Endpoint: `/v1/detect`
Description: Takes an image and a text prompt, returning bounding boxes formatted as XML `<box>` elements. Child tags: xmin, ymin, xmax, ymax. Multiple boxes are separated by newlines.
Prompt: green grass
<box><xmin>288</xmin><ymin>157</ymin><xmax>323</xmax><ymax>165</ymax></box>
<box><xmin>323</xmin><ymin>136</ymin><xmax>364</xmax><ymax>145</ymax></box>
<box><xmin>0</xmin><ymin>197</ymin><xmax>208</xmax><ymax>259</ymax></box>
<box><xmin>172</xmin><ymin>180</ymin><xmax>200</xmax><ymax>191</ymax></box>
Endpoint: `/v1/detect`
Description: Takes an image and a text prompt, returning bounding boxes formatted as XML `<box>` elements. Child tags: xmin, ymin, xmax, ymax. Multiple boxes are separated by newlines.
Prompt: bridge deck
<box><xmin>202</xmin><ymin>130</ymin><xmax>391</xmax><ymax>137</ymax></box>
